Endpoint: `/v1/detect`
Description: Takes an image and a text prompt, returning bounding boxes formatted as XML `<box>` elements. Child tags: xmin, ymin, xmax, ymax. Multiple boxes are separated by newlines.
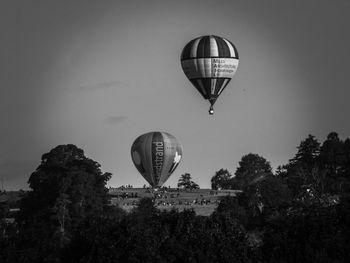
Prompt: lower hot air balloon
<box><xmin>131</xmin><ymin>131</ymin><xmax>183</xmax><ymax>188</ymax></box>
<box><xmin>181</xmin><ymin>35</ymin><xmax>239</xmax><ymax>115</ymax></box>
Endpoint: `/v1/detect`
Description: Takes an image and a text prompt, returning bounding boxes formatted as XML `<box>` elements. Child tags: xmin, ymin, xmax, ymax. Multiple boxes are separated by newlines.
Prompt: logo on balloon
<box><xmin>169</xmin><ymin>151</ymin><xmax>182</xmax><ymax>174</ymax></box>
<box><xmin>152</xmin><ymin>141</ymin><xmax>164</xmax><ymax>181</ymax></box>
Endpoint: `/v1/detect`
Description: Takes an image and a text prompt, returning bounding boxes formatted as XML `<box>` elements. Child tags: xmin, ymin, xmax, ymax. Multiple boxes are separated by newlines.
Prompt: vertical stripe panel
<box><xmin>214</xmin><ymin>36</ymin><xmax>229</xmax><ymax>57</ymax></box>
<box><xmin>151</xmin><ymin>132</ymin><xmax>164</xmax><ymax>186</ymax></box>
<box><xmin>230</xmin><ymin>40</ymin><xmax>239</xmax><ymax>59</ymax></box>
<box><xmin>181</xmin><ymin>38</ymin><xmax>197</xmax><ymax>60</ymax></box>
<box><xmin>203</xmin><ymin>36</ymin><xmax>211</xmax><ymax>57</ymax></box>
<box><xmin>161</xmin><ymin>133</ymin><xmax>183</xmax><ymax>186</ymax></box>
<box><xmin>196</xmin><ymin>37</ymin><xmax>205</xmax><ymax>58</ymax></box>
<box><xmin>197</xmin><ymin>79</ymin><xmax>208</xmax><ymax>98</ymax></box>
<box><xmin>202</xmin><ymin>79</ymin><xmax>212</xmax><ymax>97</ymax></box>
<box><xmin>209</xmin><ymin>36</ymin><xmax>219</xmax><ymax>57</ymax></box>
<box><xmin>158</xmin><ymin>132</ymin><xmax>172</xmax><ymax>186</ymax></box>
<box><xmin>131</xmin><ymin>137</ymin><xmax>149</xmax><ymax>183</ymax></box>
<box><xmin>190</xmin><ymin>38</ymin><xmax>201</xmax><ymax>58</ymax></box>
<box><xmin>190</xmin><ymin>79</ymin><xmax>206</xmax><ymax>99</ymax></box>
<box><xmin>198</xmin><ymin>59</ymin><xmax>205</xmax><ymax>78</ymax></box>
<box><xmin>204</xmin><ymin>58</ymin><xmax>211</xmax><ymax>77</ymax></box>
<box><xmin>211</xmin><ymin>79</ymin><xmax>217</xmax><ymax>95</ymax></box>
<box><xmin>223</xmin><ymin>38</ymin><xmax>236</xmax><ymax>58</ymax></box>
<box><xmin>144</xmin><ymin>133</ymin><xmax>155</xmax><ymax>186</ymax></box>
<box><xmin>214</xmin><ymin>78</ymin><xmax>224</xmax><ymax>95</ymax></box>
<box><xmin>197</xmin><ymin>36</ymin><xmax>211</xmax><ymax>58</ymax></box>
<box><xmin>217</xmin><ymin>79</ymin><xmax>231</xmax><ymax>95</ymax></box>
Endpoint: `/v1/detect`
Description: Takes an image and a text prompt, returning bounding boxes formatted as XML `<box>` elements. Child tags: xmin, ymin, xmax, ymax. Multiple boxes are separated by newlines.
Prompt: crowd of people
<box><xmin>110</xmin><ymin>187</ymin><xmax>222</xmax><ymax>208</ymax></box>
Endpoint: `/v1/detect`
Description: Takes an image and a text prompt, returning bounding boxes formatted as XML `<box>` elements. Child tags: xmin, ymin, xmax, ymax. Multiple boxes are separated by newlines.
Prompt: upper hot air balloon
<box><xmin>131</xmin><ymin>131</ymin><xmax>183</xmax><ymax>188</ymax></box>
<box><xmin>181</xmin><ymin>35</ymin><xmax>239</xmax><ymax>114</ymax></box>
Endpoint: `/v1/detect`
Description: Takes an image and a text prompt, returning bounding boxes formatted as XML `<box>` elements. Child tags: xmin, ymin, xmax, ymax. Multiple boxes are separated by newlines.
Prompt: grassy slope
<box><xmin>109</xmin><ymin>188</ymin><xmax>240</xmax><ymax>216</ymax></box>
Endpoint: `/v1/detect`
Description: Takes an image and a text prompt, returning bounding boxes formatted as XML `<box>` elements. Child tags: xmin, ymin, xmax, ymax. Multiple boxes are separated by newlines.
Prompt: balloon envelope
<box><xmin>181</xmin><ymin>35</ymin><xmax>239</xmax><ymax>113</ymax></box>
<box><xmin>131</xmin><ymin>131</ymin><xmax>183</xmax><ymax>187</ymax></box>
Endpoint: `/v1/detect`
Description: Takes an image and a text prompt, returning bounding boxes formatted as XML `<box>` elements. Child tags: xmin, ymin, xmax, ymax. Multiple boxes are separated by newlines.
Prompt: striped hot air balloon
<box><xmin>181</xmin><ymin>35</ymin><xmax>239</xmax><ymax>114</ymax></box>
<box><xmin>131</xmin><ymin>131</ymin><xmax>183</xmax><ymax>188</ymax></box>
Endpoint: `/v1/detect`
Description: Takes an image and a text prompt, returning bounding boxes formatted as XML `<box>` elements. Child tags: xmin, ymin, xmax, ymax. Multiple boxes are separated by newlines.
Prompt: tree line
<box><xmin>211</xmin><ymin>132</ymin><xmax>350</xmax><ymax>198</ymax></box>
<box><xmin>0</xmin><ymin>132</ymin><xmax>349</xmax><ymax>262</ymax></box>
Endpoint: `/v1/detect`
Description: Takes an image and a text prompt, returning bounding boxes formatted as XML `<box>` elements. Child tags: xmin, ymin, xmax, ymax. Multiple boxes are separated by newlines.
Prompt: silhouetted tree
<box><xmin>244</xmin><ymin>175</ymin><xmax>292</xmax><ymax>225</ymax></box>
<box><xmin>14</xmin><ymin>144</ymin><xmax>112</xmax><ymax>262</ymax></box>
<box><xmin>279</xmin><ymin>133</ymin><xmax>350</xmax><ymax>197</ymax></box>
<box><xmin>177</xmin><ymin>173</ymin><xmax>199</xmax><ymax>190</ymax></box>
<box><xmin>211</xmin><ymin>168</ymin><xmax>233</xmax><ymax>190</ymax></box>
<box><xmin>319</xmin><ymin>132</ymin><xmax>348</xmax><ymax>193</ymax></box>
<box><xmin>262</xmin><ymin>200</ymin><xmax>347</xmax><ymax>262</ymax></box>
<box><xmin>232</xmin><ymin>153</ymin><xmax>273</xmax><ymax>190</ymax></box>
<box><xmin>342</xmin><ymin>139</ymin><xmax>350</xmax><ymax>191</ymax></box>
<box><xmin>214</xmin><ymin>196</ymin><xmax>249</xmax><ymax>227</ymax></box>
<box><xmin>291</xmin><ymin>134</ymin><xmax>321</xmax><ymax>168</ymax></box>
<box><xmin>278</xmin><ymin>134</ymin><xmax>324</xmax><ymax>197</ymax></box>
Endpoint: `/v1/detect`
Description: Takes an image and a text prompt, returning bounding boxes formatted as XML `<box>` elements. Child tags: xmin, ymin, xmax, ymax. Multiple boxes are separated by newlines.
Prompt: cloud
<box><xmin>104</xmin><ymin>116</ymin><xmax>128</xmax><ymax>125</ymax></box>
<box><xmin>79</xmin><ymin>80</ymin><xmax>129</xmax><ymax>91</ymax></box>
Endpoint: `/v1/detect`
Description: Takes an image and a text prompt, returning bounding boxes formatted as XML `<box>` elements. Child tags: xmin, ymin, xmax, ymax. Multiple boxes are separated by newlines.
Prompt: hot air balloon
<box><xmin>131</xmin><ymin>131</ymin><xmax>183</xmax><ymax>188</ymax></box>
<box><xmin>181</xmin><ymin>35</ymin><xmax>239</xmax><ymax>114</ymax></box>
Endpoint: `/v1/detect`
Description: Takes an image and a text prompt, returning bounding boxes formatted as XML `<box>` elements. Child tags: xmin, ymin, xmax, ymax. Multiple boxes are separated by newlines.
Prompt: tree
<box><xmin>279</xmin><ymin>133</ymin><xmax>349</xmax><ymax>197</ymax></box>
<box><xmin>232</xmin><ymin>153</ymin><xmax>273</xmax><ymax>189</ymax></box>
<box><xmin>290</xmin><ymin>134</ymin><xmax>320</xmax><ymax>168</ymax></box>
<box><xmin>319</xmin><ymin>132</ymin><xmax>346</xmax><ymax>176</ymax></box>
<box><xmin>245</xmin><ymin>175</ymin><xmax>291</xmax><ymax>216</ymax></box>
<box><xmin>177</xmin><ymin>173</ymin><xmax>199</xmax><ymax>190</ymax></box>
<box><xmin>318</xmin><ymin>132</ymin><xmax>350</xmax><ymax>194</ymax></box>
<box><xmin>262</xmin><ymin>201</ymin><xmax>346</xmax><ymax>262</ymax></box>
<box><xmin>342</xmin><ymin>139</ymin><xmax>350</xmax><ymax>191</ymax></box>
<box><xmin>214</xmin><ymin>196</ymin><xmax>249</xmax><ymax>227</ymax></box>
<box><xmin>211</xmin><ymin>169</ymin><xmax>233</xmax><ymax>190</ymax></box>
<box><xmin>19</xmin><ymin>144</ymin><xmax>111</xmax><ymax>223</ymax></box>
<box><xmin>277</xmin><ymin>135</ymin><xmax>324</xmax><ymax>197</ymax></box>
<box><xmin>15</xmin><ymin>144</ymin><xmax>112</xmax><ymax>261</ymax></box>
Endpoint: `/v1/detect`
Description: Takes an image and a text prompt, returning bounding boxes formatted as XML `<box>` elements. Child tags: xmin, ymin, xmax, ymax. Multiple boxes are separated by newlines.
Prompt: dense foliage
<box><xmin>211</xmin><ymin>169</ymin><xmax>233</xmax><ymax>190</ymax></box>
<box><xmin>1</xmin><ymin>133</ymin><xmax>350</xmax><ymax>262</ymax></box>
<box><xmin>1</xmin><ymin>145</ymin><xmax>112</xmax><ymax>262</ymax></box>
<box><xmin>177</xmin><ymin>173</ymin><xmax>200</xmax><ymax>190</ymax></box>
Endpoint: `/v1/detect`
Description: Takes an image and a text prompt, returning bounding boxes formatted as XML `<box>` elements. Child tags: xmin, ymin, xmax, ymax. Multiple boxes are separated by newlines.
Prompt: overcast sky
<box><xmin>1</xmin><ymin>0</ymin><xmax>350</xmax><ymax>190</ymax></box>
